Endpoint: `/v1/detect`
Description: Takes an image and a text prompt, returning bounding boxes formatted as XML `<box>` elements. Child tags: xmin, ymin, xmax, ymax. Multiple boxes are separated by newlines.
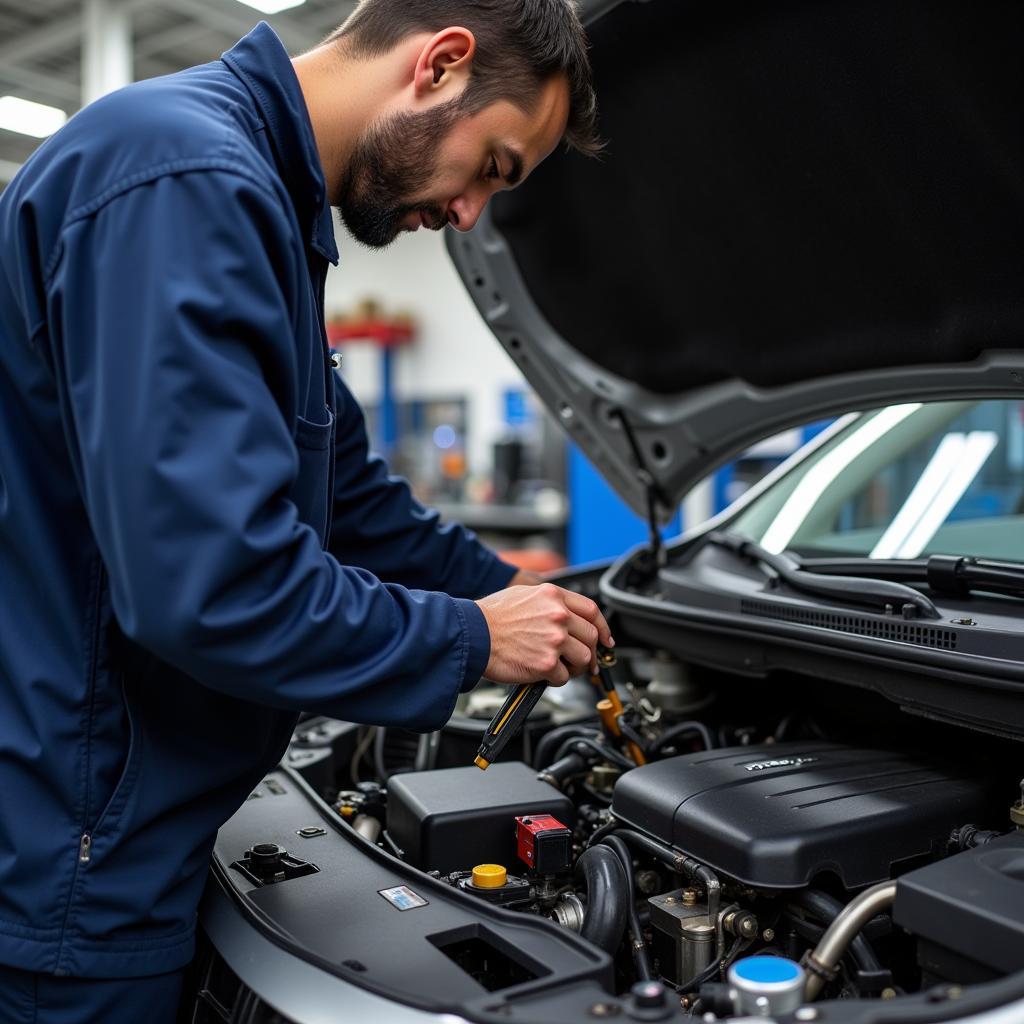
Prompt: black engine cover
<box><xmin>611</xmin><ymin>742</ymin><xmax>1000</xmax><ymax>889</ymax></box>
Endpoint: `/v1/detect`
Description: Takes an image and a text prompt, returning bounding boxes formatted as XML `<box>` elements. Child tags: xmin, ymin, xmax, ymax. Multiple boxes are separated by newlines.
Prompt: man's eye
<box><xmin>486</xmin><ymin>157</ymin><xmax>500</xmax><ymax>180</ymax></box>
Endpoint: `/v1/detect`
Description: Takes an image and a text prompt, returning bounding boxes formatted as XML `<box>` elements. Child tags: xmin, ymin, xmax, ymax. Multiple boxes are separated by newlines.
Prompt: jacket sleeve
<box><xmin>44</xmin><ymin>169</ymin><xmax>489</xmax><ymax>730</ymax></box>
<box><xmin>327</xmin><ymin>375</ymin><xmax>517</xmax><ymax>599</ymax></box>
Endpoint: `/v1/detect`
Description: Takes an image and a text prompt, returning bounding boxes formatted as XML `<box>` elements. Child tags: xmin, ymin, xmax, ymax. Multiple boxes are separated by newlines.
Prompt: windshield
<box><xmin>730</xmin><ymin>399</ymin><xmax>1024</xmax><ymax>562</ymax></box>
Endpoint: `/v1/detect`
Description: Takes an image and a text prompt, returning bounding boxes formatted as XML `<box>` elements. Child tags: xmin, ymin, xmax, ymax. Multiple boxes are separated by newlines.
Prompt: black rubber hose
<box><xmin>680</xmin><ymin>936</ymin><xmax>743</xmax><ymax>992</ymax></box>
<box><xmin>534</xmin><ymin>723</ymin><xmax>599</xmax><ymax>769</ymax></box>
<box><xmin>792</xmin><ymin>889</ymin><xmax>883</xmax><ymax>973</ymax></box>
<box><xmin>553</xmin><ymin>735</ymin><xmax>635</xmax><ymax>772</ymax></box>
<box><xmin>609</xmin><ymin>830</ymin><xmax>722</xmax><ymax>942</ymax></box>
<box><xmin>612</xmin><ymin>827</ymin><xmax>689</xmax><ymax>870</ymax></box>
<box><xmin>537</xmin><ymin>751</ymin><xmax>589</xmax><ymax>788</ymax></box>
<box><xmin>584</xmin><ymin>820</ymin><xmax>620</xmax><ymax>849</ymax></box>
<box><xmin>650</xmin><ymin>720</ymin><xmax>715</xmax><ymax>755</ymax></box>
<box><xmin>574</xmin><ymin>846</ymin><xmax>629</xmax><ymax>955</ymax></box>
<box><xmin>602</xmin><ymin>835</ymin><xmax>654</xmax><ymax>981</ymax></box>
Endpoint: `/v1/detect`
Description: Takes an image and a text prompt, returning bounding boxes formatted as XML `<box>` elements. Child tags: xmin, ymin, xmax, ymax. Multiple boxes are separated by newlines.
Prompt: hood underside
<box><xmin>446</xmin><ymin>0</ymin><xmax>1024</xmax><ymax>519</ymax></box>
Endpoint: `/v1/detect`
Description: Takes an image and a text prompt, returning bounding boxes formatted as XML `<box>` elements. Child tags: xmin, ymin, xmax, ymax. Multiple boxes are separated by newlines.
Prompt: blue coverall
<box><xmin>0</xmin><ymin>22</ymin><xmax>514</xmax><ymax>1021</ymax></box>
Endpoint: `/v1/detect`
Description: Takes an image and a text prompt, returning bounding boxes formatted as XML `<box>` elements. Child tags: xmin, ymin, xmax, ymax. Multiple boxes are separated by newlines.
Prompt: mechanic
<box><xmin>0</xmin><ymin>1</ymin><xmax>603</xmax><ymax>1020</ymax></box>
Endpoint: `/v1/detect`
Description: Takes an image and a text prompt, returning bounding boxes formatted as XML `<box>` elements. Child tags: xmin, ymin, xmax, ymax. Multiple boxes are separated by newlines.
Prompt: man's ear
<box><xmin>412</xmin><ymin>27</ymin><xmax>475</xmax><ymax>98</ymax></box>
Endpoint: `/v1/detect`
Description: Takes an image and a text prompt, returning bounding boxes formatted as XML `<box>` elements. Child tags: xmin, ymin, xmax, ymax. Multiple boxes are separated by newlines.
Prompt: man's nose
<box><xmin>447</xmin><ymin>192</ymin><xmax>488</xmax><ymax>233</ymax></box>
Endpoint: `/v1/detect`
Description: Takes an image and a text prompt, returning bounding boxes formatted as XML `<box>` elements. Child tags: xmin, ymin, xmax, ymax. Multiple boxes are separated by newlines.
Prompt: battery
<box><xmin>515</xmin><ymin>814</ymin><xmax>572</xmax><ymax>874</ymax></box>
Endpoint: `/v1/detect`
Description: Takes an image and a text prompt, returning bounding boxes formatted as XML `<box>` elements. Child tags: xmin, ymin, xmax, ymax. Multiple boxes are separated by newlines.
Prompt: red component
<box><xmin>325</xmin><ymin>319</ymin><xmax>415</xmax><ymax>348</ymax></box>
<box><xmin>515</xmin><ymin>814</ymin><xmax>572</xmax><ymax>874</ymax></box>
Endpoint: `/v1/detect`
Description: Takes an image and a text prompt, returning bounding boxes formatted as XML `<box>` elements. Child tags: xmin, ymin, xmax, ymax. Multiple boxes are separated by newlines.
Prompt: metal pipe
<box><xmin>612</xmin><ymin>829</ymin><xmax>722</xmax><ymax>929</ymax></box>
<box><xmin>792</xmin><ymin>889</ymin><xmax>882</xmax><ymax>975</ymax></box>
<box><xmin>353</xmin><ymin>815</ymin><xmax>381</xmax><ymax>844</ymax></box>
<box><xmin>804</xmin><ymin>881</ymin><xmax>897</xmax><ymax>1001</ymax></box>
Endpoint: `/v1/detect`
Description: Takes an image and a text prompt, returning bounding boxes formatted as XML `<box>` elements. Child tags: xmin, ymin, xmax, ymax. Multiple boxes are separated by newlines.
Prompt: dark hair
<box><xmin>326</xmin><ymin>0</ymin><xmax>601</xmax><ymax>157</ymax></box>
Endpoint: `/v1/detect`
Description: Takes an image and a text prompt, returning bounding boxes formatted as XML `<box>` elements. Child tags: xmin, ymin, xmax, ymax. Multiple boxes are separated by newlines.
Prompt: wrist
<box><xmin>508</xmin><ymin>568</ymin><xmax>544</xmax><ymax>587</ymax></box>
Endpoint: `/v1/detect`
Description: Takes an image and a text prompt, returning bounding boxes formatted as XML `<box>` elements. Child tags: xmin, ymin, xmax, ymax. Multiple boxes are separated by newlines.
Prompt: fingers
<box><xmin>567</xmin><ymin>614</ymin><xmax>600</xmax><ymax>651</ymax></box>
<box><xmin>558</xmin><ymin>634</ymin><xmax>593</xmax><ymax>677</ymax></box>
<box><xmin>544</xmin><ymin>659</ymin><xmax>571</xmax><ymax>687</ymax></box>
<box><xmin>560</xmin><ymin>588</ymin><xmax>614</xmax><ymax>647</ymax></box>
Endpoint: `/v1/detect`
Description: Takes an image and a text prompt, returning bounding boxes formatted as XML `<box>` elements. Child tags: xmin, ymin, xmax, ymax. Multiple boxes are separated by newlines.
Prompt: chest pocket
<box><xmin>292</xmin><ymin>407</ymin><xmax>335</xmax><ymax>547</ymax></box>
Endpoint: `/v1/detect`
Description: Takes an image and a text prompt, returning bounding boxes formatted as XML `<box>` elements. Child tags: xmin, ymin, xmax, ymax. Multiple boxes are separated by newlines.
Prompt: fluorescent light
<box><xmin>0</xmin><ymin>95</ymin><xmax>67</xmax><ymax>139</ymax></box>
<box><xmin>894</xmin><ymin>431</ymin><xmax>998</xmax><ymax>558</ymax></box>
<box><xmin>759</xmin><ymin>403</ymin><xmax>922</xmax><ymax>554</ymax></box>
<box><xmin>870</xmin><ymin>433</ymin><xmax>967</xmax><ymax>559</ymax></box>
<box><xmin>234</xmin><ymin>0</ymin><xmax>306</xmax><ymax>13</ymax></box>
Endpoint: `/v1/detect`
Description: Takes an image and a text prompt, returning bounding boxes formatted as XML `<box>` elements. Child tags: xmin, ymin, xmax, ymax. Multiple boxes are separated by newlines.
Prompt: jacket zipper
<box><xmin>78</xmin><ymin>833</ymin><xmax>92</xmax><ymax>864</ymax></box>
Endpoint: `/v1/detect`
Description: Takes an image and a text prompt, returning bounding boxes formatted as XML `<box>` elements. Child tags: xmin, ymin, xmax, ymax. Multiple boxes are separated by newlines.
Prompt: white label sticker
<box><xmin>378</xmin><ymin>885</ymin><xmax>429</xmax><ymax>911</ymax></box>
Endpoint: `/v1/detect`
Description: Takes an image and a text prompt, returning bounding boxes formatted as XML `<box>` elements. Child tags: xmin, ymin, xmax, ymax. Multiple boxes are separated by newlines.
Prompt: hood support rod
<box><xmin>612</xmin><ymin>408</ymin><xmax>669</xmax><ymax>571</ymax></box>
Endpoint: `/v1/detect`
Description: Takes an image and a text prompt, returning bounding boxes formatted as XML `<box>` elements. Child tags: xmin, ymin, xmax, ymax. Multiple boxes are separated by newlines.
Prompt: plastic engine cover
<box><xmin>611</xmin><ymin>742</ymin><xmax>1000</xmax><ymax>889</ymax></box>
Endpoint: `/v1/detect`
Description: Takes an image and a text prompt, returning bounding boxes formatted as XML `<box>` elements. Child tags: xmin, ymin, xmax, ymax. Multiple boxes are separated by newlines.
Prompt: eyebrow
<box><xmin>501</xmin><ymin>146</ymin><xmax>524</xmax><ymax>186</ymax></box>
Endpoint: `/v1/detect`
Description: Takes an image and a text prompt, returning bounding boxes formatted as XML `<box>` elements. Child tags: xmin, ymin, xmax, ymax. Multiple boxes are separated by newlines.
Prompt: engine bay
<box><xmin>202</xmin><ymin>643</ymin><xmax>1024</xmax><ymax>1023</ymax></box>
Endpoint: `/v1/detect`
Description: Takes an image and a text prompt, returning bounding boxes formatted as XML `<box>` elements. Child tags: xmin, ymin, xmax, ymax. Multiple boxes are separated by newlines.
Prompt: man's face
<box><xmin>337</xmin><ymin>75</ymin><xmax>569</xmax><ymax>249</ymax></box>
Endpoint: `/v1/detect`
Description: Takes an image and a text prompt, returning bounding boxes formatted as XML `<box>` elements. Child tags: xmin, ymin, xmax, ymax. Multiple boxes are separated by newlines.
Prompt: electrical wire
<box><xmin>650</xmin><ymin>720</ymin><xmax>714</xmax><ymax>756</ymax></box>
<box><xmin>553</xmin><ymin>735</ymin><xmax>635</xmax><ymax>771</ymax></box>
<box><xmin>349</xmin><ymin>727</ymin><xmax>377</xmax><ymax>785</ymax></box>
<box><xmin>602</xmin><ymin>834</ymin><xmax>653</xmax><ymax>981</ymax></box>
<box><xmin>678</xmin><ymin>935</ymin><xmax>748</xmax><ymax>994</ymax></box>
<box><xmin>373</xmin><ymin>726</ymin><xmax>390</xmax><ymax>784</ymax></box>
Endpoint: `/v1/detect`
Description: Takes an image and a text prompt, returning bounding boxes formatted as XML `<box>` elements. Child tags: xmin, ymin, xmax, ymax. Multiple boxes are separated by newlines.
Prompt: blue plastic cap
<box><xmin>732</xmin><ymin>956</ymin><xmax>802</xmax><ymax>984</ymax></box>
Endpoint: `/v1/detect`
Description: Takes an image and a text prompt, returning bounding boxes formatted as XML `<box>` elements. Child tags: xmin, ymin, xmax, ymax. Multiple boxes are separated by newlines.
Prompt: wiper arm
<box><xmin>706</xmin><ymin>532</ymin><xmax>941</xmax><ymax>620</ymax></box>
<box><xmin>799</xmin><ymin>555</ymin><xmax>1024</xmax><ymax>601</ymax></box>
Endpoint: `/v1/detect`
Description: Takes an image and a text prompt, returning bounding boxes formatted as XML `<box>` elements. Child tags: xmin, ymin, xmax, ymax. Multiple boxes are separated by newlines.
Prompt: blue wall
<box><xmin>567</xmin><ymin>445</ymin><xmax>682</xmax><ymax>564</ymax></box>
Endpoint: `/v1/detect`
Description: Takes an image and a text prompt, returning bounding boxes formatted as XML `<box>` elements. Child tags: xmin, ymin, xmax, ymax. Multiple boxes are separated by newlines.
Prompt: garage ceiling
<box><xmin>0</xmin><ymin>0</ymin><xmax>357</xmax><ymax>184</ymax></box>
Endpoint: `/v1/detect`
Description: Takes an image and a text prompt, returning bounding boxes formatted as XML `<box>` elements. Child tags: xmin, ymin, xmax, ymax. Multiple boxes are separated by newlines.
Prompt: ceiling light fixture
<box><xmin>0</xmin><ymin>96</ymin><xmax>67</xmax><ymax>139</ymax></box>
<box><xmin>234</xmin><ymin>0</ymin><xmax>307</xmax><ymax>13</ymax></box>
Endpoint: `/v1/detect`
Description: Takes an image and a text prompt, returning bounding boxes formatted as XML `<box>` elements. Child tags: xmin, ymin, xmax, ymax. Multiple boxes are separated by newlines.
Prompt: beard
<box><xmin>337</xmin><ymin>98</ymin><xmax>463</xmax><ymax>248</ymax></box>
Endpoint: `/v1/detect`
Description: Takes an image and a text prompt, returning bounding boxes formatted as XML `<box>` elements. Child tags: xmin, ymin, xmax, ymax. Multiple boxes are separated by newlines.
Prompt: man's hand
<box><xmin>476</xmin><ymin>583</ymin><xmax>613</xmax><ymax>686</ymax></box>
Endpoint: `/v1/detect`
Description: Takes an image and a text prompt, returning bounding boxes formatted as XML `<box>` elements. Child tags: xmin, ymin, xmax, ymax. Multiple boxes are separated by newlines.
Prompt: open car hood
<box><xmin>446</xmin><ymin>0</ymin><xmax>1024</xmax><ymax>522</ymax></box>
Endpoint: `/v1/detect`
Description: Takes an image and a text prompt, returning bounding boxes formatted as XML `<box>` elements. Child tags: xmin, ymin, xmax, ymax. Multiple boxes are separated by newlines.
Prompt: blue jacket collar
<box><xmin>222</xmin><ymin>22</ymin><xmax>339</xmax><ymax>265</ymax></box>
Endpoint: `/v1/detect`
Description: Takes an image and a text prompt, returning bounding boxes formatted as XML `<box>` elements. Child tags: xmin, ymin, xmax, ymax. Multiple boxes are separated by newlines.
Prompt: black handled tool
<box><xmin>473</xmin><ymin>682</ymin><xmax>547</xmax><ymax>770</ymax></box>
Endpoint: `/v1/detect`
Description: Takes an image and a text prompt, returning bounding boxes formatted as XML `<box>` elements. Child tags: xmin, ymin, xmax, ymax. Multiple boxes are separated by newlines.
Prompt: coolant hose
<box><xmin>804</xmin><ymin>881</ymin><xmax>897</xmax><ymax>1001</ymax></box>
<box><xmin>603</xmin><ymin>835</ymin><xmax>654</xmax><ymax>981</ymax></box>
<box><xmin>574</xmin><ymin>846</ymin><xmax>629</xmax><ymax>954</ymax></box>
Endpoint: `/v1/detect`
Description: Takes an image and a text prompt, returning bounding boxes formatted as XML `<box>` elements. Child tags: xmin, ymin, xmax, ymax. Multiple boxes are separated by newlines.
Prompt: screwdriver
<box><xmin>473</xmin><ymin>681</ymin><xmax>547</xmax><ymax>770</ymax></box>
<box><xmin>473</xmin><ymin>644</ymin><xmax>617</xmax><ymax>770</ymax></box>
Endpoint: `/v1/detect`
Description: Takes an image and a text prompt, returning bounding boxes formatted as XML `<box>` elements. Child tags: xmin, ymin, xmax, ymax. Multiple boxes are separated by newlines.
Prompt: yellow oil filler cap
<box><xmin>471</xmin><ymin>864</ymin><xmax>507</xmax><ymax>888</ymax></box>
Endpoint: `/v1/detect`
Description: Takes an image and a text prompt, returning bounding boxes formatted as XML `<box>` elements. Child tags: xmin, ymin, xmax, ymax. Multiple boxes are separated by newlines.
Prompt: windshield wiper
<box><xmin>706</xmin><ymin>532</ymin><xmax>941</xmax><ymax>620</ymax></box>
<box><xmin>798</xmin><ymin>555</ymin><xmax>1024</xmax><ymax>601</ymax></box>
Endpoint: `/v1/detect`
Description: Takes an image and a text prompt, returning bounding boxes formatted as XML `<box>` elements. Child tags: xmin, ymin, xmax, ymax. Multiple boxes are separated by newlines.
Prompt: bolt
<box><xmin>588</xmin><ymin>1002</ymin><xmax>621</xmax><ymax>1017</ymax></box>
<box><xmin>947</xmin><ymin>986</ymin><xmax>963</xmax><ymax>1000</ymax></box>
<box><xmin>795</xmin><ymin>1009</ymin><xmax>818</xmax><ymax>1021</ymax></box>
<box><xmin>762</xmin><ymin>927</ymin><xmax>775</xmax><ymax>942</ymax></box>
<box><xmin>881</xmin><ymin>988</ymin><xmax>897</xmax><ymax>1000</ymax></box>
<box><xmin>681</xmin><ymin>887</ymin><xmax>700</xmax><ymax>906</ymax></box>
